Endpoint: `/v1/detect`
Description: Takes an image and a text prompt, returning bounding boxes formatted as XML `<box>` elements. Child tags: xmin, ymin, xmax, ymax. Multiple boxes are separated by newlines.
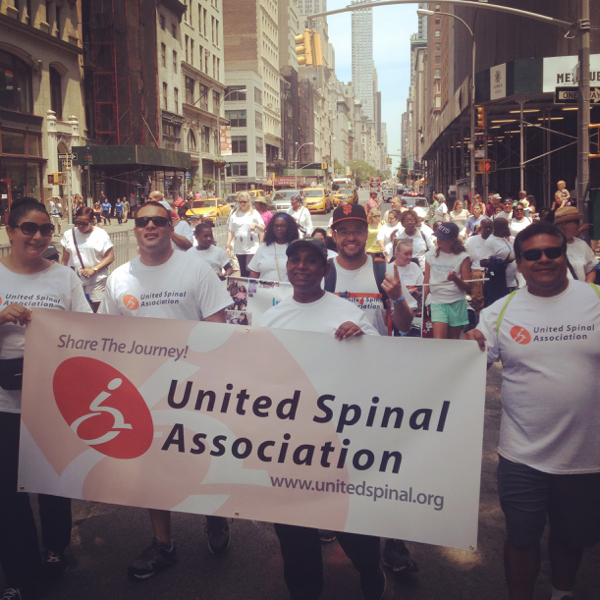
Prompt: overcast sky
<box><xmin>325</xmin><ymin>1</ymin><xmax>419</xmax><ymax>170</ymax></box>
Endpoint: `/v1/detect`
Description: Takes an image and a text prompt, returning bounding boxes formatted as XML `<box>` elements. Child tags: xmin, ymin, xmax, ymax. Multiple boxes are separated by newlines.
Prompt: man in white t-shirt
<box><xmin>99</xmin><ymin>201</ymin><xmax>233</xmax><ymax>580</ymax></box>
<box><xmin>148</xmin><ymin>191</ymin><xmax>193</xmax><ymax>251</ymax></box>
<box><xmin>259</xmin><ymin>238</ymin><xmax>385</xmax><ymax>600</ymax></box>
<box><xmin>480</xmin><ymin>218</ymin><xmax>519</xmax><ymax>293</ymax></box>
<box><xmin>287</xmin><ymin>193</ymin><xmax>313</xmax><ymax>238</ymax></box>
<box><xmin>465</xmin><ymin>218</ymin><xmax>492</xmax><ymax>314</ymax></box>
<box><xmin>466</xmin><ymin>221</ymin><xmax>600</xmax><ymax>600</ymax></box>
<box><xmin>49</xmin><ymin>196</ymin><xmax>63</xmax><ymax>235</ymax></box>
<box><xmin>495</xmin><ymin>198</ymin><xmax>514</xmax><ymax>221</ymax></box>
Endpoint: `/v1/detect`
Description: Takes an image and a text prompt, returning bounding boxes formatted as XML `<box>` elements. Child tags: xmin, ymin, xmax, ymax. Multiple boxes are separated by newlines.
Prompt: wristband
<box><xmin>394</xmin><ymin>294</ymin><xmax>405</xmax><ymax>304</ymax></box>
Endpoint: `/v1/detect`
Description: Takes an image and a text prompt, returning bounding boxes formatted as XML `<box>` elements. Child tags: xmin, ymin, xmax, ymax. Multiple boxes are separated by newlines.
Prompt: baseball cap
<box><xmin>433</xmin><ymin>222</ymin><xmax>459</xmax><ymax>240</ymax></box>
<box><xmin>291</xmin><ymin>193</ymin><xmax>303</xmax><ymax>203</ymax></box>
<box><xmin>331</xmin><ymin>203</ymin><xmax>368</xmax><ymax>229</ymax></box>
<box><xmin>286</xmin><ymin>237</ymin><xmax>328</xmax><ymax>265</ymax></box>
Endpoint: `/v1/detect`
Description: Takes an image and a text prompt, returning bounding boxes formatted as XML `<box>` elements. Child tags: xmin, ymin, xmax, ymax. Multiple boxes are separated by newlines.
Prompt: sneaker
<box><xmin>360</xmin><ymin>567</ymin><xmax>386</xmax><ymax>600</ymax></box>
<box><xmin>1</xmin><ymin>589</ymin><xmax>32</xmax><ymax>600</ymax></box>
<box><xmin>205</xmin><ymin>516</ymin><xmax>231</xmax><ymax>555</ymax></box>
<box><xmin>382</xmin><ymin>539</ymin><xmax>418</xmax><ymax>573</ymax></box>
<box><xmin>127</xmin><ymin>536</ymin><xmax>177</xmax><ymax>580</ymax></box>
<box><xmin>42</xmin><ymin>548</ymin><xmax>67</xmax><ymax>580</ymax></box>
<box><xmin>318</xmin><ymin>529</ymin><xmax>337</xmax><ymax>543</ymax></box>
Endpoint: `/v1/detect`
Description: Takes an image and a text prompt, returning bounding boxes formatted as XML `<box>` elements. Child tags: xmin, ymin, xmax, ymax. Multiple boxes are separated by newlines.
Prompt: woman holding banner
<box><xmin>0</xmin><ymin>198</ymin><xmax>92</xmax><ymax>599</ymax></box>
<box><xmin>226</xmin><ymin>192</ymin><xmax>265</xmax><ymax>277</ymax></box>
<box><xmin>248</xmin><ymin>213</ymin><xmax>299</xmax><ymax>282</ymax></box>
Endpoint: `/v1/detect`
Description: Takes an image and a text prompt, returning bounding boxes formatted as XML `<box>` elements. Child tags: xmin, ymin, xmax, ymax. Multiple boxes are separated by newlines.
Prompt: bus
<box><xmin>369</xmin><ymin>176</ymin><xmax>381</xmax><ymax>192</ymax></box>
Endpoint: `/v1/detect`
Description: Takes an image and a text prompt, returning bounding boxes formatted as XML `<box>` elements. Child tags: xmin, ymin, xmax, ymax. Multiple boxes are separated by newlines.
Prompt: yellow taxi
<box><xmin>244</xmin><ymin>189</ymin><xmax>266</xmax><ymax>200</ymax></box>
<box><xmin>302</xmin><ymin>187</ymin><xmax>333</xmax><ymax>213</ymax></box>
<box><xmin>185</xmin><ymin>198</ymin><xmax>231</xmax><ymax>225</ymax></box>
<box><xmin>332</xmin><ymin>188</ymin><xmax>355</xmax><ymax>206</ymax></box>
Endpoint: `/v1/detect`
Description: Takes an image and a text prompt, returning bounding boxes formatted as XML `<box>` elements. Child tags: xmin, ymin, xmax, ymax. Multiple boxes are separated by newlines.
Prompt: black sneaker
<box><xmin>42</xmin><ymin>548</ymin><xmax>67</xmax><ymax>580</ymax></box>
<box><xmin>318</xmin><ymin>529</ymin><xmax>337</xmax><ymax>543</ymax></box>
<box><xmin>127</xmin><ymin>536</ymin><xmax>177</xmax><ymax>580</ymax></box>
<box><xmin>382</xmin><ymin>539</ymin><xmax>418</xmax><ymax>573</ymax></box>
<box><xmin>205</xmin><ymin>516</ymin><xmax>231</xmax><ymax>555</ymax></box>
<box><xmin>1</xmin><ymin>589</ymin><xmax>33</xmax><ymax>600</ymax></box>
<box><xmin>360</xmin><ymin>567</ymin><xmax>386</xmax><ymax>600</ymax></box>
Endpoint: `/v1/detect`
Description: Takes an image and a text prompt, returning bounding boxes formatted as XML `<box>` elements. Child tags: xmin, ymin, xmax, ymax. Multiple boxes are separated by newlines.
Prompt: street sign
<box><xmin>555</xmin><ymin>86</ymin><xmax>600</xmax><ymax>104</ymax></box>
<box><xmin>58</xmin><ymin>153</ymin><xmax>77</xmax><ymax>160</ymax></box>
<box><xmin>185</xmin><ymin>172</ymin><xmax>191</xmax><ymax>180</ymax></box>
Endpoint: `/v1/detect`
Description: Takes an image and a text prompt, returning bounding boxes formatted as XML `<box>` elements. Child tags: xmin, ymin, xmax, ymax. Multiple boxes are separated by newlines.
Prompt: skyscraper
<box><xmin>351</xmin><ymin>0</ymin><xmax>374</xmax><ymax>120</ymax></box>
<box><xmin>296</xmin><ymin>0</ymin><xmax>327</xmax><ymax>16</ymax></box>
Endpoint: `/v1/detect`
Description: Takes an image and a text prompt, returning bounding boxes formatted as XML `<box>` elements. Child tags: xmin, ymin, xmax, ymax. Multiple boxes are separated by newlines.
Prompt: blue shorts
<box><xmin>430</xmin><ymin>299</ymin><xmax>469</xmax><ymax>327</ymax></box>
<box><xmin>497</xmin><ymin>455</ymin><xmax>600</xmax><ymax>548</ymax></box>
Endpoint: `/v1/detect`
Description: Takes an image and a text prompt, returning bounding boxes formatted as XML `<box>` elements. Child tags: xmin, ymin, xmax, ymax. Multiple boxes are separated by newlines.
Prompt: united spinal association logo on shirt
<box><xmin>53</xmin><ymin>357</ymin><xmax>153</xmax><ymax>459</ymax></box>
<box><xmin>123</xmin><ymin>294</ymin><xmax>140</xmax><ymax>310</ymax></box>
<box><xmin>510</xmin><ymin>326</ymin><xmax>532</xmax><ymax>345</ymax></box>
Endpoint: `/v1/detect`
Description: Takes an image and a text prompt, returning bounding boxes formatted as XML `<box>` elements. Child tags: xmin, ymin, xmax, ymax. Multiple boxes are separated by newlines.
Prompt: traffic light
<box><xmin>476</xmin><ymin>159</ymin><xmax>496</xmax><ymax>174</ymax></box>
<box><xmin>475</xmin><ymin>105</ymin><xmax>486</xmax><ymax>131</ymax></box>
<box><xmin>321</xmin><ymin>162</ymin><xmax>328</xmax><ymax>170</ymax></box>
<box><xmin>47</xmin><ymin>172</ymin><xmax>66</xmax><ymax>185</ymax></box>
<box><xmin>311</xmin><ymin>32</ymin><xmax>323</xmax><ymax>67</ymax></box>
<box><xmin>295</xmin><ymin>31</ymin><xmax>313</xmax><ymax>66</ymax></box>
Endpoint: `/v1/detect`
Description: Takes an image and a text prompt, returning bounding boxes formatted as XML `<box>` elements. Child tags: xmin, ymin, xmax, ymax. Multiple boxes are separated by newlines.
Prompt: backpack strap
<box><xmin>323</xmin><ymin>257</ymin><xmax>337</xmax><ymax>293</ymax></box>
<box><xmin>496</xmin><ymin>290</ymin><xmax>518</xmax><ymax>337</ymax></box>
<box><xmin>589</xmin><ymin>282</ymin><xmax>600</xmax><ymax>299</ymax></box>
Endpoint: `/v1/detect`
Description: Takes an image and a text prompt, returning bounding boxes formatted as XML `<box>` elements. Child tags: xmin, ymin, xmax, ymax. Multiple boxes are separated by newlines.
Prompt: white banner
<box><xmin>490</xmin><ymin>63</ymin><xmax>506</xmax><ymax>100</ymax></box>
<box><xmin>543</xmin><ymin>54</ymin><xmax>600</xmax><ymax>92</ymax></box>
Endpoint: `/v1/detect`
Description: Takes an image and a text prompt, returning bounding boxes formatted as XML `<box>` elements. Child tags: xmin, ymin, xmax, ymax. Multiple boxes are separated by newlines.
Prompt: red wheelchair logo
<box><xmin>510</xmin><ymin>326</ymin><xmax>532</xmax><ymax>345</ymax></box>
<box><xmin>54</xmin><ymin>357</ymin><xmax>153</xmax><ymax>459</ymax></box>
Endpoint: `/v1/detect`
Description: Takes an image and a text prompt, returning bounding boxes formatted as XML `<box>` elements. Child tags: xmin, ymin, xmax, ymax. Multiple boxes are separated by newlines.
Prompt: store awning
<box><xmin>72</xmin><ymin>145</ymin><xmax>191</xmax><ymax>170</ymax></box>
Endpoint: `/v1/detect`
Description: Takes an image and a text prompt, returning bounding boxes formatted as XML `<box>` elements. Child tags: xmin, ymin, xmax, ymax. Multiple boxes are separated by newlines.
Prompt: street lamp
<box><xmin>417</xmin><ymin>8</ymin><xmax>476</xmax><ymax>203</ymax></box>
<box><xmin>295</xmin><ymin>142</ymin><xmax>314</xmax><ymax>190</ymax></box>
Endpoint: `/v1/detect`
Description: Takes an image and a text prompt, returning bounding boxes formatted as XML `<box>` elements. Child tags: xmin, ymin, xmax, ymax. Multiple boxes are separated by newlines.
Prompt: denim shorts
<box><xmin>497</xmin><ymin>455</ymin><xmax>600</xmax><ymax>548</ymax></box>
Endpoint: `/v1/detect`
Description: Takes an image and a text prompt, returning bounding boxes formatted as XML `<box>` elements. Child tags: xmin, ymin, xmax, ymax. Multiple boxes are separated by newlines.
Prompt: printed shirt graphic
<box><xmin>228</xmin><ymin>210</ymin><xmax>264</xmax><ymax>254</ymax></box>
<box><xmin>477</xmin><ymin>281</ymin><xmax>600</xmax><ymax>474</ymax></box>
<box><xmin>0</xmin><ymin>263</ymin><xmax>91</xmax><ymax>413</ymax></box>
<box><xmin>98</xmin><ymin>251</ymin><xmax>232</xmax><ymax>320</ymax></box>
<box><xmin>333</xmin><ymin>256</ymin><xmax>388</xmax><ymax>336</ymax></box>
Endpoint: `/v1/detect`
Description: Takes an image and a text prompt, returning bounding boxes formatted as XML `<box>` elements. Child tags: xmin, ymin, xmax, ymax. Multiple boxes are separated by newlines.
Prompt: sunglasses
<box><xmin>134</xmin><ymin>216</ymin><xmax>171</xmax><ymax>228</ymax></box>
<box><xmin>74</xmin><ymin>220</ymin><xmax>93</xmax><ymax>227</ymax></box>
<box><xmin>15</xmin><ymin>222</ymin><xmax>54</xmax><ymax>236</ymax></box>
<box><xmin>522</xmin><ymin>246</ymin><xmax>563</xmax><ymax>261</ymax></box>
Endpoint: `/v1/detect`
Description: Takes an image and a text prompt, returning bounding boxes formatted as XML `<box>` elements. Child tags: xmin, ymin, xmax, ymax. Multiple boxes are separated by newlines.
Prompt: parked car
<box><xmin>186</xmin><ymin>198</ymin><xmax>231</xmax><ymax>225</ymax></box>
<box><xmin>303</xmin><ymin>188</ymin><xmax>333</xmax><ymax>214</ymax></box>
<box><xmin>271</xmin><ymin>189</ymin><xmax>303</xmax><ymax>212</ymax></box>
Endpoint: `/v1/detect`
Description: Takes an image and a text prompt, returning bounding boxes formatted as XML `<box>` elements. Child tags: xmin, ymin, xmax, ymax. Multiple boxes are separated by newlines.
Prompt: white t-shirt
<box><xmin>333</xmin><ymin>256</ymin><xmax>388</xmax><ymax>336</ymax></box>
<box><xmin>395</xmin><ymin>229</ymin><xmax>434</xmax><ymax>270</ymax></box>
<box><xmin>99</xmin><ymin>251</ymin><xmax>232</xmax><ymax>320</ymax></box>
<box><xmin>376</xmin><ymin>223</ymin><xmax>403</xmax><ymax>251</ymax></box>
<box><xmin>495</xmin><ymin>210</ymin><xmax>513</xmax><ymax>221</ymax></box>
<box><xmin>61</xmin><ymin>226</ymin><xmax>114</xmax><ymax>285</ymax></box>
<box><xmin>189</xmin><ymin>245</ymin><xmax>231</xmax><ymax>276</ymax></box>
<box><xmin>228</xmin><ymin>210</ymin><xmax>264</xmax><ymax>254</ymax></box>
<box><xmin>566</xmin><ymin>237</ymin><xmax>597</xmax><ymax>282</ymax></box>
<box><xmin>434</xmin><ymin>202</ymin><xmax>448</xmax><ymax>222</ymax></box>
<box><xmin>465</xmin><ymin>234</ymin><xmax>488</xmax><ymax>271</ymax></box>
<box><xmin>477</xmin><ymin>281</ymin><xmax>600</xmax><ymax>474</ymax></box>
<box><xmin>259</xmin><ymin>291</ymin><xmax>378</xmax><ymax>337</ymax></box>
<box><xmin>49</xmin><ymin>200</ymin><xmax>61</xmax><ymax>216</ymax></box>
<box><xmin>247</xmin><ymin>243</ymin><xmax>289</xmax><ymax>282</ymax></box>
<box><xmin>425</xmin><ymin>250</ymin><xmax>470</xmax><ymax>305</ymax></box>
<box><xmin>172</xmin><ymin>220</ymin><xmax>195</xmax><ymax>251</ymax></box>
<box><xmin>449</xmin><ymin>209</ymin><xmax>470</xmax><ymax>236</ymax></box>
<box><xmin>481</xmin><ymin>235</ymin><xmax>518</xmax><ymax>288</ymax></box>
<box><xmin>385</xmin><ymin>261</ymin><xmax>423</xmax><ymax>310</ymax></box>
<box><xmin>0</xmin><ymin>262</ymin><xmax>92</xmax><ymax>413</ymax></box>
<box><xmin>287</xmin><ymin>206</ymin><xmax>313</xmax><ymax>238</ymax></box>
<box><xmin>509</xmin><ymin>217</ymin><xmax>532</xmax><ymax>237</ymax></box>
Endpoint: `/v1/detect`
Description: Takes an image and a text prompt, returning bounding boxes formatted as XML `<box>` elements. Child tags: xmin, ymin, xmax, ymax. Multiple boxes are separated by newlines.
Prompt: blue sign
<box><xmin>185</xmin><ymin>172</ymin><xmax>191</xmax><ymax>180</ymax></box>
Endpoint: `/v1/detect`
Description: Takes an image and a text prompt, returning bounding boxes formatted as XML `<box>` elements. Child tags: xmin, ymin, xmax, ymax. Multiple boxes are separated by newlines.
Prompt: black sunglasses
<box><xmin>522</xmin><ymin>246</ymin><xmax>563</xmax><ymax>261</ymax></box>
<box><xmin>134</xmin><ymin>216</ymin><xmax>171</xmax><ymax>228</ymax></box>
<box><xmin>15</xmin><ymin>222</ymin><xmax>54</xmax><ymax>236</ymax></box>
<box><xmin>74</xmin><ymin>220</ymin><xmax>93</xmax><ymax>227</ymax></box>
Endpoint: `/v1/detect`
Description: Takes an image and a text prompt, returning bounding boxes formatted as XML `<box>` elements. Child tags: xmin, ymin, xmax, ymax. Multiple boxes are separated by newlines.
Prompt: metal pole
<box><xmin>66</xmin><ymin>154</ymin><xmax>72</xmax><ymax>226</ymax></box>
<box><xmin>577</xmin><ymin>0</ymin><xmax>590</xmax><ymax>222</ymax></box>
<box><xmin>217</xmin><ymin>110</ymin><xmax>221</xmax><ymax>198</ymax></box>
<box><xmin>519</xmin><ymin>100</ymin><xmax>525</xmax><ymax>192</ymax></box>
<box><xmin>470</xmin><ymin>36</ymin><xmax>476</xmax><ymax>203</ymax></box>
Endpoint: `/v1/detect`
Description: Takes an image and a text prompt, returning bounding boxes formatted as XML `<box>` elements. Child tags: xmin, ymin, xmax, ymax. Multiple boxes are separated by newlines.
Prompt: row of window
<box><xmin>161</xmin><ymin>42</ymin><xmax>221</xmax><ymax>80</ymax></box>
<box><xmin>224</xmin><ymin>85</ymin><xmax>262</xmax><ymax>105</ymax></box>
<box><xmin>224</xmin><ymin>110</ymin><xmax>263</xmax><ymax>131</ymax></box>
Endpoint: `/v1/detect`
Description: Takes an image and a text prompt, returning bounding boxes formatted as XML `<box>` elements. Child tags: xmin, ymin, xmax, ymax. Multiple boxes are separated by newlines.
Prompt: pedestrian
<box><xmin>376</xmin><ymin>210</ymin><xmax>402</xmax><ymax>263</ymax></box>
<box><xmin>92</xmin><ymin>200</ymin><xmax>103</xmax><ymax>227</ymax></box>
<box><xmin>465</xmin><ymin>202</ymin><xmax>486</xmax><ymax>238</ymax></box>
<box><xmin>509</xmin><ymin>203</ymin><xmax>533</xmax><ymax>237</ymax></box>
<box><xmin>465</xmin><ymin>218</ymin><xmax>493</xmax><ymax>315</ymax></box>
<box><xmin>129</xmin><ymin>192</ymin><xmax>138</xmax><ymax>218</ymax></box>
<box><xmin>254</xmin><ymin>197</ymin><xmax>273</xmax><ymax>229</ymax></box>
<box><xmin>286</xmin><ymin>193</ymin><xmax>313</xmax><ymax>239</ymax></box>
<box><xmin>191</xmin><ymin>222</ymin><xmax>233</xmax><ymax>279</ymax></box>
<box><xmin>465</xmin><ymin>221</ymin><xmax>600</xmax><ymax>600</ymax></box>
<box><xmin>99</xmin><ymin>200</ymin><xmax>234</xmax><ymax>580</ymax></box>
<box><xmin>248</xmin><ymin>213</ymin><xmax>300</xmax><ymax>282</ymax></box>
<box><xmin>61</xmin><ymin>206</ymin><xmax>115</xmax><ymax>312</ymax></box>
<box><xmin>395</xmin><ymin>209</ymin><xmax>435</xmax><ymax>271</ymax></box>
<box><xmin>434</xmin><ymin>193</ymin><xmax>448</xmax><ymax>223</ymax></box>
<box><xmin>365</xmin><ymin>209</ymin><xmax>384</xmax><ymax>257</ymax></box>
<box><xmin>366</xmin><ymin>191</ymin><xmax>380</xmax><ymax>216</ymax></box>
<box><xmin>486</xmin><ymin>193</ymin><xmax>502</xmax><ymax>218</ymax></box>
<box><xmin>496</xmin><ymin>198</ymin><xmax>514</xmax><ymax>221</ymax></box>
<box><xmin>48</xmin><ymin>196</ymin><xmax>62</xmax><ymax>236</ymax></box>
<box><xmin>423</xmin><ymin>222</ymin><xmax>471</xmax><ymax>340</ymax></box>
<box><xmin>0</xmin><ymin>198</ymin><xmax>92</xmax><ymax>600</ymax></box>
<box><xmin>101</xmin><ymin>196</ymin><xmax>112</xmax><ymax>225</ymax></box>
<box><xmin>259</xmin><ymin>237</ymin><xmax>386</xmax><ymax>600</ymax></box>
<box><xmin>449</xmin><ymin>199</ymin><xmax>470</xmax><ymax>238</ymax></box>
<box><xmin>382</xmin><ymin>195</ymin><xmax>402</xmax><ymax>223</ymax></box>
<box><xmin>552</xmin><ymin>180</ymin><xmax>571</xmax><ymax>210</ymax></box>
<box><xmin>122</xmin><ymin>196</ymin><xmax>130</xmax><ymax>222</ymax></box>
<box><xmin>554</xmin><ymin>206</ymin><xmax>597</xmax><ymax>283</ymax></box>
<box><xmin>148</xmin><ymin>191</ymin><xmax>193</xmax><ymax>251</ymax></box>
<box><xmin>115</xmin><ymin>197</ymin><xmax>124</xmax><ymax>225</ymax></box>
<box><xmin>226</xmin><ymin>192</ymin><xmax>265</xmax><ymax>277</ymax></box>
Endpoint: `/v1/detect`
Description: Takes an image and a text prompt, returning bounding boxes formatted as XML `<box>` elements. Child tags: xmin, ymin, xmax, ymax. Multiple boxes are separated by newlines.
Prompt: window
<box><xmin>201</xmin><ymin>126</ymin><xmax>210</xmax><ymax>152</ymax></box>
<box><xmin>163</xmin><ymin>82</ymin><xmax>168</xmax><ymax>110</ymax></box>
<box><xmin>435</xmin><ymin>43</ymin><xmax>440</xmax><ymax>52</ymax></box>
<box><xmin>173</xmin><ymin>51</ymin><xmax>177</xmax><ymax>73</ymax></box>
<box><xmin>215</xmin><ymin>19</ymin><xmax>219</xmax><ymax>46</ymax></box>
<box><xmin>434</xmin><ymin>69</ymin><xmax>441</xmax><ymax>78</ymax></box>
<box><xmin>254</xmin><ymin>87</ymin><xmax>262</xmax><ymax>105</ymax></box>
<box><xmin>213</xmin><ymin>90</ymin><xmax>220</xmax><ymax>114</ymax></box>
<box><xmin>161</xmin><ymin>43</ymin><xmax>166</xmax><ymax>67</ymax></box>
<box><xmin>174</xmin><ymin>88</ymin><xmax>179</xmax><ymax>112</ymax></box>
<box><xmin>255</xmin><ymin>137</ymin><xmax>263</xmax><ymax>155</ymax></box>
<box><xmin>435</xmin><ymin>55</ymin><xmax>441</xmax><ymax>64</ymax></box>
<box><xmin>255</xmin><ymin>111</ymin><xmax>263</xmax><ymax>131</ymax></box>
<box><xmin>435</xmin><ymin>4</ymin><xmax>441</xmax><ymax>11</ymax></box>
<box><xmin>185</xmin><ymin>35</ymin><xmax>189</xmax><ymax>63</ymax></box>
<box><xmin>190</xmin><ymin>39</ymin><xmax>194</xmax><ymax>66</ymax></box>
<box><xmin>256</xmin><ymin>163</ymin><xmax>264</xmax><ymax>177</ymax></box>
<box><xmin>0</xmin><ymin>50</ymin><xmax>32</xmax><ymax>113</ymax></box>
<box><xmin>225</xmin><ymin>110</ymin><xmax>247</xmax><ymax>128</ymax></box>
<box><xmin>435</xmin><ymin>29</ymin><xmax>440</xmax><ymax>37</ymax></box>
<box><xmin>226</xmin><ymin>163</ymin><xmax>248</xmax><ymax>177</ymax></box>
<box><xmin>198</xmin><ymin>83</ymin><xmax>208</xmax><ymax>110</ymax></box>
<box><xmin>198</xmin><ymin>45</ymin><xmax>203</xmax><ymax>71</ymax></box>
<box><xmin>187</xmin><ymin>129</ymin><xmax>196</xmax><ymax>150</ymax></box>
<box><xmin>55</xmin><ymin>5</ymin><xmax>61</xmax><ymax>37</ymax></box>
<box><xmin>203</xmin><ymin>8</ymin><xmax>207</xmax><ymax>36</ymax></box>
<box><xmin>160</xmin><ymin>14</ymin><xmax>165</xmax><ymax>29</ymax></box>
<box><xmin>49</xmin><ymin>66</ymin><xmax>62</xmax><ymax>120</ymax></box>
<box><xmin>231</xmin><ymin>136</ymin><xmax>247</xmax><ymax>153</ymax></box>
<box><xmin>185</xmin><ymin>76</ymin><xmax>195</xmax><ymax>104</ymax></box>
<box><xmin>204</xmin><ymin>49</ymin><xmax>209</xmax><ymax>73</ymax></box>
<box><xmin>214</xmin><ymin>129</ymin><xmax>219</xmax><ymax>154</ymax></box>
<box><xmin>215</xmin><ymin>57</ymin><xmax>220</xmax><ymax>80</ymax></box>
<box><xmin>172</xmin><ymin>23</ymin><xmax>177</xmax><ymax>38</ymax></box>
<box><xmin>435</xmin><ymin>17</ymin><xmax>440</xmax><ymax>25</ymax></box>
<box><xmin>211</xmin><ymin>16</ymin><xmax>215</xmax><ymax>43</ymax></box>
<box><xmin>225</xmin><ymin>86</ymin><xmax>246</xmax><ymax>101</ymax></box>
<box><xmin>162</xmin><ymin>120</ymin><xmax>181</xmax><ymax>139</ymax></box>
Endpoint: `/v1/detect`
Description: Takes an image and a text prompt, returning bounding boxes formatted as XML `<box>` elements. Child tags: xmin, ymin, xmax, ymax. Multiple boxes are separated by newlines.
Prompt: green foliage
<box><xmin>203</xmin><ymin>177</ymin><xmax>215</xmax><ymax>191</ymax></box>
<box><xmin>348</xmin><ymin>159</ymin><xmax>378</xmax><ymax>186</ymax></box>
<box><xmin>334</xmin><ymin>158</ymin><xmax>344</xmax><ymax>176</ymax></box>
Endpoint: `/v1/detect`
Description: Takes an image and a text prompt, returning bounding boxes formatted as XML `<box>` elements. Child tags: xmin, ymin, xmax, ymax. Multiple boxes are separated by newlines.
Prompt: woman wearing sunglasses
<box><xmin>60</xmin><ymin>206</ymin><xmax>115</xmax><ymax>312</ymax></box>
<box><xmin>0</xmin><ymin>198</ymin><xmax>92</xmax><ymax>600</ymax></box>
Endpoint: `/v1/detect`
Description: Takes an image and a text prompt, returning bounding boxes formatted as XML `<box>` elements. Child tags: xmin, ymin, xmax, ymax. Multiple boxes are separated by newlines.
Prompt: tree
<box><xmin>334</xmin><ymin>158</ymin><xmax>344</xmax><ymax>176</ymax></box>
<box><xmin>348</xmin><ymin>159</ymin><xmax>378</xmax><ymax>186</ymax></box>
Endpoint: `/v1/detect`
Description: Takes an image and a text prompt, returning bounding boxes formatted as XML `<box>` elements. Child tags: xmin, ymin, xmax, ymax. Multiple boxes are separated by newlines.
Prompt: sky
<box><xmin>324</xmin><ymin>1</ymin><xmax>419</xmax><ymax>171</ymax></box>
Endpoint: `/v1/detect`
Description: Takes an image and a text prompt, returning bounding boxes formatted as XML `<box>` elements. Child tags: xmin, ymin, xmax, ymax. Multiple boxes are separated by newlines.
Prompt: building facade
<box><xmin>351</xmin><ymin>0</ymin><xmax>374</xmax><ymax>121</ymax></box>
